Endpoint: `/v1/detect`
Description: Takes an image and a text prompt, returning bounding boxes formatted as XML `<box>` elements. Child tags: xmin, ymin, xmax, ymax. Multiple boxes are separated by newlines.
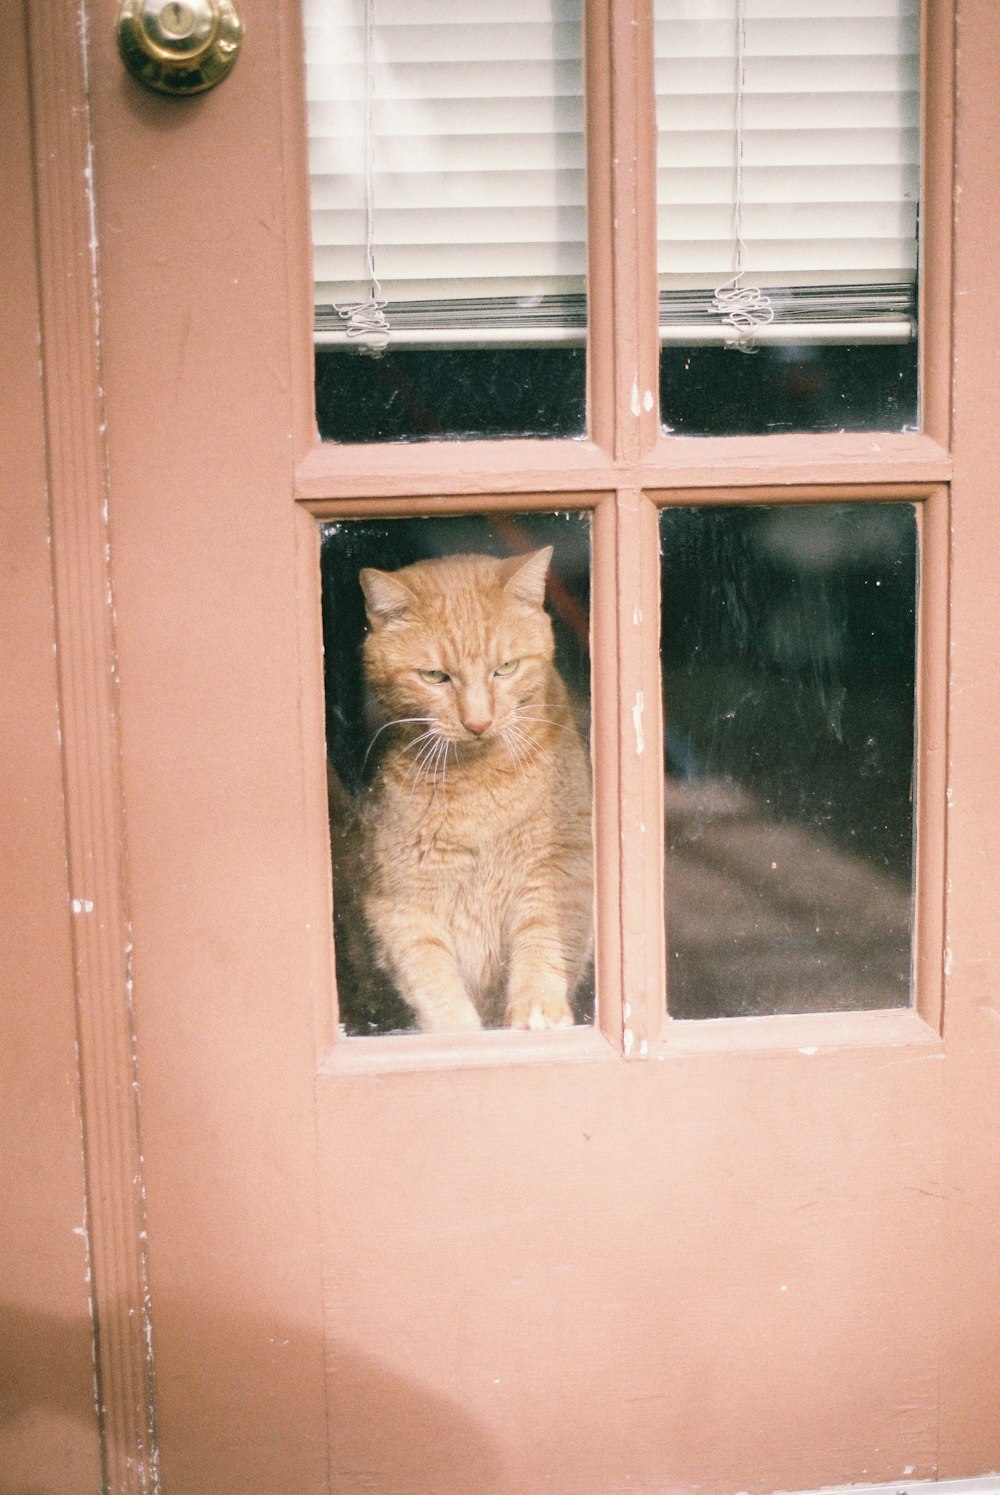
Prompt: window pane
<box><xmin>305</xmin><ymin>0</ymin><xmax>587</xmax><ymax>442</ymax></box>
<box><xmin>655</xmin><ymin>0</ymin><xmax>920</xmax><ymax>435</ymax></box>
<box><xmin>322</xmin><ymin>513</ymin><xmax>594</xmax><ymax>1033</ymax></box>
<box><xmin>660</xmin><ymin>503</ymin><xmax>917</xmax><ymax>1020</ymax></box>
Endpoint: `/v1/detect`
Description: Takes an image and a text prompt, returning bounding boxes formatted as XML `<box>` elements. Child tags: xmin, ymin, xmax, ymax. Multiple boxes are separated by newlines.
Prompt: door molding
<box><xmin>26</xmin><ymin>5</ymin><xmax>158</xmax><ymax>1490</ymax></box>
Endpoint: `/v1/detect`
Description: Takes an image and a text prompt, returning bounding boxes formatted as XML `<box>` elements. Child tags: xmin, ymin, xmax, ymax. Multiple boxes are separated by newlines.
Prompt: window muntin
<box><xmin>660</xmin><ymin>502</ymin><xmax>917</xmax><ymax>1020</ymax></box>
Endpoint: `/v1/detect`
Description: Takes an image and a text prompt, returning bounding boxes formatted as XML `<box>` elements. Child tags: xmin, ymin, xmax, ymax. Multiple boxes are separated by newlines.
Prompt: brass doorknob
<box><xmin>116</xmin><ymin>0</ymin><xmax>243</xmax><ymax>95</ymax></box>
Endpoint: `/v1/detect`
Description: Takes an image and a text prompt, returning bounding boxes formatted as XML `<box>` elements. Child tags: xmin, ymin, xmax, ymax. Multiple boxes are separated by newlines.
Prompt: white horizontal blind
<box><xmin>655</xmin><ymin>0</ymin><xmax>920</xmax><ymax>341</ymax></box>
<box><xmin>305</xmin><ymin>0</ymin><xmax>587</xmax><ymax>344</ymax></box>
<box><xmin>304</xmin><ymin>0</ymin><xmax>919</xmax><ymax>345</ymax></box>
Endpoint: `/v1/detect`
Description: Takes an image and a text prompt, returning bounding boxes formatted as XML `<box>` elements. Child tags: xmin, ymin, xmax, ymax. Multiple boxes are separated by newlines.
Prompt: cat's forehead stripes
<box><xmin>388</xmin><ymin>554</ymin><xmax>543</xmax><ymax>668</ymax></box>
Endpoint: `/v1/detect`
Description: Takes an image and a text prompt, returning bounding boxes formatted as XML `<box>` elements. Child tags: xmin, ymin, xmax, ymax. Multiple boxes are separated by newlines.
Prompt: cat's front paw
<box><xmin>505</xmin><ymin>995</ymin><xmax>574</xmax><ymax>1031</ymax></box>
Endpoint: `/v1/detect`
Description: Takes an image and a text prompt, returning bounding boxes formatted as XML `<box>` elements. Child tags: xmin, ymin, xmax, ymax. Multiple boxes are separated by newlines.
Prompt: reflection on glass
<box><xmin>660</xmin><ymin>504</ymin><xmax>917</xmax><ymax>1019</ymax></box>
<box><xmin>322</xmin><ymin>513</ymin><xmax>593</xmax><ymax>1034</ymax></box>
<box><xmin>305</xmin><ymin>0</ymin><xmax>587</xmax><ymax>442</ymax></box>
<box><xmin>655</xmin><ymin>0</ymin><xmax>920</xmax><ymax>434</ymax></box>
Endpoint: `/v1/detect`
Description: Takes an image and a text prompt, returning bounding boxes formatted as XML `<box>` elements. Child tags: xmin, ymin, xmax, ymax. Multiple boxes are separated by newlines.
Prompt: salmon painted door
<box><xmin>7</xmin><ymin>2</ymin><xmax>1000</xmax><ymax>1493</ymax></box>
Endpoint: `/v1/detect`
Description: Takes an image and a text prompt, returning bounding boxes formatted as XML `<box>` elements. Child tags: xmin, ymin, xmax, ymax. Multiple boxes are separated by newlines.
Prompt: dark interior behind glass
<box><xmin>661</xmin><ymin>502</ymin><xmax>918</xmax><ymax>1020</ymax></box>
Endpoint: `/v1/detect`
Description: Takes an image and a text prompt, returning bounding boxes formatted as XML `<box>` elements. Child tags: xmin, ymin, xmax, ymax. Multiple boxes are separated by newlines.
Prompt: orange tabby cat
<box><xmin>354</xmin><ymin>547</ymin><xmax>593</xmax><ymax>1032</ymax></box>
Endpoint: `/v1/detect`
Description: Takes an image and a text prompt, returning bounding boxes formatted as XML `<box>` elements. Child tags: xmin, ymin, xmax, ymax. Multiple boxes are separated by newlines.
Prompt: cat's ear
<box><xmin>360</xmin><ymin>568</ymin><xmax>415</xmax><ymax>628</ymax></box>
<box><xmin>501</xmin><ymin>546</ymin><xmax>553</xmax><ymax>608</ymax></box>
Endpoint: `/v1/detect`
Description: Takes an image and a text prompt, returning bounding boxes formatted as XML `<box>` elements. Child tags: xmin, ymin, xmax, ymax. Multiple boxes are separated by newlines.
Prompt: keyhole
<box><xmin>160</xmin><ymin>1</ymin><xmax>197</xmax><ymax>38</ymax></box>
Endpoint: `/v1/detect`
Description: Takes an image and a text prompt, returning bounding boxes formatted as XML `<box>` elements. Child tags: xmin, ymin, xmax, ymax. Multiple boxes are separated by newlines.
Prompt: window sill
<box><xmin>318</xmin><ymin>1022</ymin><xmax>616</xmax><ymax>1077</ymax></box>
<box><xmin>657</xmin><ymin>1005</ymin><xmax>942</xmax><ymax>1059</ymax></box>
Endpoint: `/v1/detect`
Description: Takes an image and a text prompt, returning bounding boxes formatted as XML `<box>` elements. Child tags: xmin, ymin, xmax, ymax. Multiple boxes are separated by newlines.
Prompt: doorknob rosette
<box><xmin>116</xmin><ymin>0</ymin><xmax>243</xmax><ymax>95</ymax></box>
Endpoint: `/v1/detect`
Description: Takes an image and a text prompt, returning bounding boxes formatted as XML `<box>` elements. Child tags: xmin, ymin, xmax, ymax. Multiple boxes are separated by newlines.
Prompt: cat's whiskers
<box><xmin>514</xmin><ymin>711</ymin><xmax>578</xmax><ymax>737</ymax></box>
<box><xmin>402</xmin><ymin>734</ymin><xmax>442</xmax><ymax>797</ymax></box>
<box><xmin>502</xmin><ymin>721</ymin><xmax>555</xmax><ymax>775</ymax></box>
<box><xmin>401</xmin><ymin>727</ymin><xmax>442</xmax><ymax>757</ymax></box>
<box><xmin>430</xmin><ymin>737</ymin><xmax>452</xmax><ymax>802</ymax></box>
<box><xmin>363</xmin><ymin>715</ymin><xmax>437</xmax><ymax>770</ymax></box>
<box><xmin>500</xmin><ymin>726</ymin><xmax>528</xmax><ymax>775</ymax></box>
<box><xmin>507</xmin><ymin>720</ymin><xmax>555</xmax><ymax>770</ymax></box>
<box><xmin>402</xmin><ymin>730</ymin><xmax>454</xmax><ymax>807</ymax></box>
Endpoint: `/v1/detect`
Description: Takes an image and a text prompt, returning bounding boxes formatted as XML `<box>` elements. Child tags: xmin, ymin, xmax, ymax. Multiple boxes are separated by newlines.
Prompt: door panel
<box><xmin>319</xmin><ymin>1050</ymin><xmax>943</xmax><ymax>1493</ymax></box>
<box><xmin>8</xmin><ymin>2</ymin><xmax>1000</xmax><ymax>1493</ymax></box>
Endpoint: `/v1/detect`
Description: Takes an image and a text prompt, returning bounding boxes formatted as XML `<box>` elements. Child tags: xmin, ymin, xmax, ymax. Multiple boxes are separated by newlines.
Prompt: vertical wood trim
<box><xmin>25</xmin><ymin>5</ymin><xmax>158</xmax><ymax>1491</ymax></box>
<box><xmin>920</xmin><ymin>0</ymin><xmax>956</xmax><ymax>446</ymax></box>
<box><xmin>608</xmin><ymin>0</ymin><xmax>660</xmax><ymax>463</ymax></box>
<box><xmin>585</xmin><ymin>0</ymin><xmax>615</xmax><ymax>452</ymax></box>
<box><xmin>914</xmin><ymin>486</ymin><xmax>950</xmax><ymax>1035</ymax></box>
<box><xmin>616</xmin><ymin>490</ymin><xmax>666</xmax><ymax>1049</ymax></box>
<box><xmin>592</xmin><ymin>494</ymin><xmax>624</xmax><ymax>1048</ymax></box>
<box><xmin>279</xmin><ymin>0</ymin><xmax>319</xmax><ymax>464</ymax></box>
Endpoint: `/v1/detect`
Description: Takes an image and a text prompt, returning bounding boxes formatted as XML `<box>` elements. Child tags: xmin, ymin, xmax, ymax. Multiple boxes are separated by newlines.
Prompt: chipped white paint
<box><xmin>630</xmin><ymin>378</ymin><xmax>641</xmax><ymax>417</ymax></box>
<box><xmin>639</xmin><ymin>1038</ymin><xmax>649</xmax><ymax>1058</ymax></box>
<box><xmin>623</xmin><ymin>1001</ymin><xmax>632</xmax><ymax>1021</ymax></box>
<box><xmin>72</xmin><ymin>897</ymin><xmax>94</xmax><ymax>914</ymax></box>
<box><xmin>798</xmin><ymin>1047</ymin><xmax>818</xmax><ymax>1056</ymax></box>
<box><xmin>633</xmin><ymin>604</ymin><xmax>642</xmax><ymax>626</ymax></box>
<box><xmin>642</xmin><ymin>388</ymin><xmax>654</xmax><ymax>412</ymax></box>
<box><xmin>944</xmin><ymin>941</ymin><xmax>953</xmax><ymax>977</ymax></box>
<box><xmin>632</xmin><ymin>691</ymin><xmax>645</xmax><ymax>755</ymax></box>
<box><xmin>623</xmin><ymin>1027</ymin><xmax>635</xmax><ymax>1056</ymax></box>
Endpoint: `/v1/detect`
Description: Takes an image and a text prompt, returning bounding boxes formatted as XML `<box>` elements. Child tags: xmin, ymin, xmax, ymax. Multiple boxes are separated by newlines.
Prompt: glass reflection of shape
<box><xmin>661</xmin><ymin>503</ymin><xmax>917</xmax><ymax>1020</ymax></box>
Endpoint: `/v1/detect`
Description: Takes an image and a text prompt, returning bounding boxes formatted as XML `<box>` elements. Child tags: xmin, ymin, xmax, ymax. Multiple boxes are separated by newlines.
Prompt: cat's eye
<box><xmin>495</xmin><ymin>659</ymin><xmax>520</xmax><ymax>677</ymax></box>
<box><xmin>418</xmin><ymin>669</ymin><xmax>449</xmax><ymax>684</ymax></box>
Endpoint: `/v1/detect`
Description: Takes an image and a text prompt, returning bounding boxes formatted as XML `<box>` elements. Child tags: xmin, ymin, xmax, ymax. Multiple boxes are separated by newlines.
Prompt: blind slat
<box><xmin>305</xmin><ymin>0</ymin><xmax>919</xmax><ymax>342</ymax></box>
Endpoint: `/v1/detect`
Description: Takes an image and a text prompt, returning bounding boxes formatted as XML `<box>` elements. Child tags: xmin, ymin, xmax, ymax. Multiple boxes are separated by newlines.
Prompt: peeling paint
<box><xmin>632</xmin><ymin>692</ymin><xmax>645</xmax><ymax>755</ymax></box>
<box><xmin>623</xmin><ymin>1027</ymin><xmax>635</xmax><ymax>1056</ymax></box>
<box><xmin>642</xmin><ymin>388</ymin><xmax>654</xmax><ymax>412</ymax></box>
<box><xmin>630</xmin><ymin>379</ymin><xmax>641</xmax><ymax>417</ymax></box>
<box><xmin>71</xmin><ymin>897</ymin><xmax>94</xmax><ymax>914</ymax></box>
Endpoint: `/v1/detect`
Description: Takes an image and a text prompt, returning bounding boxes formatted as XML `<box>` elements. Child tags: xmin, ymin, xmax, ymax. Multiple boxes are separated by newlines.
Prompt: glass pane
<box><xmin>655</xmin><ymin>0</ymin><xmax>920</xmax><ymax>435</ymax></box>
<box><xmin>322</xmin><ymin>513</ymin><xmax>594</xmax><ymax>1033</ymax></box>
<box><xmin>305</xmin><ymin>0</ymin><xmax>587</xmax><ymax>443</ymax></box>
<box><xmin>660</xmin><ymin>503</ymin><xmax>917</xmax><ymax>1020</ymax></box>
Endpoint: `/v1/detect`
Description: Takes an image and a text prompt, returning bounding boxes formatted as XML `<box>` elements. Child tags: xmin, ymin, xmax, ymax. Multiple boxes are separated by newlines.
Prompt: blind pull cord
<box><xmin>334</xmin><ymin>0</ymin><xmax>391</xmax><ymax>350</ymax></box>
<box><xmin>711</xmin><ymin>0</ymin><xmax>773</xmax><ymax>352</ymax></box>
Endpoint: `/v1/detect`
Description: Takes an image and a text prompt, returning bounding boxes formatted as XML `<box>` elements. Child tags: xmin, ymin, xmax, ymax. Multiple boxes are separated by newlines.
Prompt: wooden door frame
<box><xmin>9</xmin><ymin>1</ymin><xmax>1000</xmax><ymax>1492</ymax></box>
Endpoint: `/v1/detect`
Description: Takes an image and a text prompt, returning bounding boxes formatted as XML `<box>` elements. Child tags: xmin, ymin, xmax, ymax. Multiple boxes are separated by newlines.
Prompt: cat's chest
<box><xmin>371</xmin><ymin>766</ymin><xmax>540</xmax><ymax>876</ymax></box>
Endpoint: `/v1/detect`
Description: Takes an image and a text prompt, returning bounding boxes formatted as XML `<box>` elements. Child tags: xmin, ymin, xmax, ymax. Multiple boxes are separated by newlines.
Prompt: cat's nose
<box><xmin>462</xmin><ymin>714</ymin><xmax>492</xmax><ymax>737</ymax></box>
